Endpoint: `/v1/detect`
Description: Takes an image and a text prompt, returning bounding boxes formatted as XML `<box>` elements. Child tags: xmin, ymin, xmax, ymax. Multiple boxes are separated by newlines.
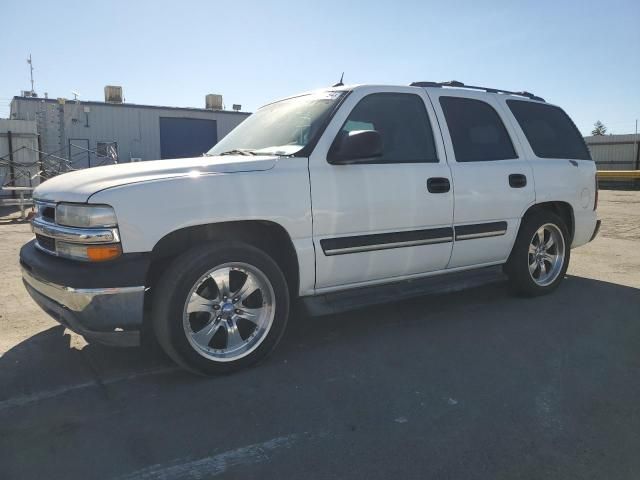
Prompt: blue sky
<box><xmin>1</xmin><ymin>0</ymin><xmax>639</xmax><ymax>135</ymax></box>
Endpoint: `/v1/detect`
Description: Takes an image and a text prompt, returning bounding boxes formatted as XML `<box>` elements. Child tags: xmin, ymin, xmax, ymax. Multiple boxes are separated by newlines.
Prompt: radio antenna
<box><xmin>26</xmin><ymin>54</ymin><xmax>35</xmax><ymax>94</ymax></box>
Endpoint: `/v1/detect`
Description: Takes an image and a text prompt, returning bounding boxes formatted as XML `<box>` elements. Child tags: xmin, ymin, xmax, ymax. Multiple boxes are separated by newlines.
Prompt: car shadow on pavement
<box><xmin>1</xmin><ymin>275</ymin><xmax>639</xmax><ymax>405</ymax></box>
<box><xmin>1</xmin><ymin>275</ymin><xmax>639</xmax><ymax>479</ymax></box>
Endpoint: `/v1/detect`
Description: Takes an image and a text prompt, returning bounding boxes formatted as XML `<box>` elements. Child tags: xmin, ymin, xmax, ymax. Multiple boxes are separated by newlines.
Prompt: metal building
<box><xmin>9</xmin><ymin>87</ymin><xmax>250</xmax><ymax>169</ymax></box>
<box><xmin>0</xmin><ymin>119</ymin><xmax>39</xmax><ymax>197</ymax></box>
<box><xmin>584</xmin><ymin>134</ymin><xmax>640</xmax><ymax>171</ymax></box>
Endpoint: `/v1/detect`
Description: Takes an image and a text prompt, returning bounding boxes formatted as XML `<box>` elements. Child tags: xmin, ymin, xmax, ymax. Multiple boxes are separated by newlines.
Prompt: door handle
<box><xmin>427</xmin><ymin>177</ymin><xmax>450</xmax><ymax>193</ymax></box>
<box><xmin>509</xmin><ymin>174</ymin><xmax>527</xmax><ymax>188</ymax></box>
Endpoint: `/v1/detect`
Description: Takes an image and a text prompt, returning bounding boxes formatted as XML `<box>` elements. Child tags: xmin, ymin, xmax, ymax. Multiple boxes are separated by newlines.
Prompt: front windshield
<box><xmin>207</xmin><ymin>90</ymin><xmax>346</xmax><ymax>156</ymax></box>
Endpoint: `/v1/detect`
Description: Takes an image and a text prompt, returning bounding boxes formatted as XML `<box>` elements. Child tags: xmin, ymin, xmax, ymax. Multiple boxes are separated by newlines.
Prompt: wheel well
<box><xmin>143</xmin><ymin>221</ymin><xmax>300</xmax><ymax>320</ymax></box>
<box><xmin>523</xmin><ymin>202</ymin><xmax>574</xmax><ymax>240</ymax></box>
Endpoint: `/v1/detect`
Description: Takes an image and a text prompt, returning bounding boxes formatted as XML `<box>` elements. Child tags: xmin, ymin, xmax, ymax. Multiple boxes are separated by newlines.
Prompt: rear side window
<box><xmin>507</xmin><ymin>100</ymin><xmax>591</xmax><ymax>160</ymax></box>
<box><xmin>439</xmin><ymin>96</ymin><xmax>517</xmax><ymax>162</ymax></box>
<box><xmin>335</xmin><ymin>93</ymin><xmax>438</xmax><ymax>163</ymax></box>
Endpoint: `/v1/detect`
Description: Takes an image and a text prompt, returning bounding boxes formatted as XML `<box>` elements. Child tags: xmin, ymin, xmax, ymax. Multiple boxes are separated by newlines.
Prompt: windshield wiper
<box><xmin>215</xmin><ymin>149</ymin><xmax>258</xmax><ymax>156</ymax></box>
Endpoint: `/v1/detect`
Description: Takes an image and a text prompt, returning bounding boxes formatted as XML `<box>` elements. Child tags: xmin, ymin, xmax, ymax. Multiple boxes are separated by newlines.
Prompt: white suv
<box><xmin>21</xmin><ymin>81</ymin><xmax>600</xmax><ymax>374</ymax></box>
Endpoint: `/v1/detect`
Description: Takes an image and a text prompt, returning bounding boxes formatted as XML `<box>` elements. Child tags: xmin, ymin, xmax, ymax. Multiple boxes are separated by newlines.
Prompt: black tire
<box><xmin>504</xmin><ymin>210</ymin><xmax>571</xmax><ymax>297</ymax></box>
<box><xmin>152</xmin><ymin>242</ymin><xmax>290</xmax><ymax>375</ymax></box>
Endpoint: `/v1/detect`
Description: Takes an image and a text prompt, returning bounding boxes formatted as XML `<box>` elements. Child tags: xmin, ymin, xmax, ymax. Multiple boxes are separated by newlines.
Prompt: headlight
<box><xmin>56</xmin><ymin>203</ymin><xmax>118</xmax><ymax>228</ymax></box>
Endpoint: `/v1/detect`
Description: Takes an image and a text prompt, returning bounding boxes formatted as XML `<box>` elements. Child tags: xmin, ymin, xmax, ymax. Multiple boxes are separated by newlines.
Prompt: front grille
<box><xmin>35</xmin><ymin>234</ymin><xmax>56</xmax><ymax>253</ymax></box>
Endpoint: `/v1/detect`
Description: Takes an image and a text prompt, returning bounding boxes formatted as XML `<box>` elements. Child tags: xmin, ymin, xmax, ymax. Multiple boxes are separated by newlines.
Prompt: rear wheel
<box><xmin>152</xmin><ymin>242</ymin><xmax>290</xmax><ymax>375</ymax></box>
<box><xmin>505</xmin><ymin>211</ymin><xmax>570</xmax><ymax>296</ymax></box>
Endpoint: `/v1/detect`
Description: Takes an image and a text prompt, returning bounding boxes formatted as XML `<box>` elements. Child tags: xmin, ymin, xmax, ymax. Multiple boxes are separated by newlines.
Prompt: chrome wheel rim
<box><xmin>528</xmin><ymin>223</ymin><xmax>565</xmax><ymax>287</ymax></box>
<box><xmin>182</xmin><ymin>262</ymin><xmax>275</xmax><ymax>362</ymax></box>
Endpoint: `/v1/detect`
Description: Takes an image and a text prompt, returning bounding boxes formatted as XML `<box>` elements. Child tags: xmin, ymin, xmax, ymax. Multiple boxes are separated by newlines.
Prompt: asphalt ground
<box><xmin>1</xmin><ymin>189</ymin><xmax>639</xmax><ymax>479</ymax></box>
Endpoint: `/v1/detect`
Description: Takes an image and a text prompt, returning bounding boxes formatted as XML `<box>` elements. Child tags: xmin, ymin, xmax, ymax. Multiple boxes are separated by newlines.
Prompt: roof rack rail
<box><xmin>409</xmin><ymin>80</ymin><xmax>546</xmax><ymax>102</ymax></box>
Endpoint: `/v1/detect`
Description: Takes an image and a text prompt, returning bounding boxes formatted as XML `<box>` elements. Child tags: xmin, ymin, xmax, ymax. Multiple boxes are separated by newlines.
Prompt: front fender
<box><xmin>89</xmin><ymin>158</ymin><xmax>317</xmax><ymax>295</ymax></box>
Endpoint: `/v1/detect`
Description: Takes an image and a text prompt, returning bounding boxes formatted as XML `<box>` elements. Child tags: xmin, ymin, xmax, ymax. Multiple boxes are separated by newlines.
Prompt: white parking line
<box><xmin>0</xmin><ymin>381</ymin><xmax>97</xmax><ymax>410</ymax></box>
<box><xmin>115</xmin><ymin>434</ymin><xmax>300</xmax><ymax>479</ymax></box>
<box><xmin>0</xmin><ymin>365</ymin><xmax>179</xmax><ymax>411</ymax></box>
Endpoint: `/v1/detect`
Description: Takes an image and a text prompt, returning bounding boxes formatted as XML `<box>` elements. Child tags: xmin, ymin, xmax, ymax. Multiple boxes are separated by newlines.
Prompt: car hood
<box><xmin>33</xmin><ymin>155</ymin><xmax>278</xmax><ymax>203</ymax></box>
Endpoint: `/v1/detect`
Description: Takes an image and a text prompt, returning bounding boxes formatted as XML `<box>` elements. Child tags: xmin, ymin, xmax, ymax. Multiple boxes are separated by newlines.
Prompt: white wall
<box><xmin>585</xmin><ymin>134</ymin><xmax>640</xmax><ymax>170</ymax></box>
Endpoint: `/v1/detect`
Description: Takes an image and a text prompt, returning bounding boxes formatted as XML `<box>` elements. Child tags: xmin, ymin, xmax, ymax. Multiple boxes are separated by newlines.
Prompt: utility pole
<box><xmin>27</xmin><ymin>54</ymin><xmax>34</xmax><ymax>95</ymax></box>
<box><xmin>635</xmin><ymin>119</ymin><xmax>639</xmax><ymax>170</ymax></box>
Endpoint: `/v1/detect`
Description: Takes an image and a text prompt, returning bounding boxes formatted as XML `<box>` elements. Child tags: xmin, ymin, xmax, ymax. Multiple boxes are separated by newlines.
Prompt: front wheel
<box><xmin>505</xmin><ymin>211</ymin><xmax>570</xmax><ymax>297</ymax></box>
<box><xmin>152</xmin><ymin>242</ymin><xmax>290</xmax><ymax>375</ymax></box>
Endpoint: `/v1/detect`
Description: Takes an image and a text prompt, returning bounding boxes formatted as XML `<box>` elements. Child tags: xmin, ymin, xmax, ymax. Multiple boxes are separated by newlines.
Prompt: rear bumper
<box><xmin>572</xmin><ymin>210</ymin><xmax>599</xmax><ymax>248</ymax></box>
<box><xmin>590</xmin><ymin>219</ymin><xmax>601</xmax><ymax>242</ymax></box>
<box><xmin>20</xmin><ymin>240</ymin><xmax>147</xmax><ymax>347</ymax></box>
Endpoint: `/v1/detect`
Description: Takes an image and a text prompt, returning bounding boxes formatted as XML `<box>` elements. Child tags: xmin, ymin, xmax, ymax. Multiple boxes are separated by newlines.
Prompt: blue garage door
<box><xmin>159</xmin><ymin>117</ymin><xmax>218</xmax><ymax>159</ymax></box>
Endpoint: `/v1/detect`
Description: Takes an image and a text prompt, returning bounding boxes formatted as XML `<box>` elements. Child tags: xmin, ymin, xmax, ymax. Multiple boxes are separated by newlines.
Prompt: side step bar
<box><xmin>300</xmin><ymin>266</ymin><xmax>507</xmax><ymax>317</ymax></box>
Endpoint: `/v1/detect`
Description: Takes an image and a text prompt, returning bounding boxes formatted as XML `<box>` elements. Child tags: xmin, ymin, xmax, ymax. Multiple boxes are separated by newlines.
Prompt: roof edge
<box><xmin>11</xmin><ymin>96</ymin><xmax>251</xmax><ymax>115</ymax></box>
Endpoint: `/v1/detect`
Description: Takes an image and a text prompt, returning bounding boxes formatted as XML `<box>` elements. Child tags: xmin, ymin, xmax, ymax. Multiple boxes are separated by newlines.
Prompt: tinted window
<box><xmin>507</xmin><ymin>100</ymin><xmax>591</xmax><ymax>160</ymax></box>
<box><xmin>334</xmin><ymin>93</ymin><xmax>438</xmax><ymax>163</ymax></box>
<box><xmin>440</xmin><ymin>96</ymin><xmax>517</xmax><ymax>162</ymax></box>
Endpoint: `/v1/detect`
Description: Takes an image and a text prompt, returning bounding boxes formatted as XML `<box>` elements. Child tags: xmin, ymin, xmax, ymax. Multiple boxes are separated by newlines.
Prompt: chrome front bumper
<box><xmin>22</xmin><ymin>267</ymin><xmax>145</xmax><ymax>347</ymax></box>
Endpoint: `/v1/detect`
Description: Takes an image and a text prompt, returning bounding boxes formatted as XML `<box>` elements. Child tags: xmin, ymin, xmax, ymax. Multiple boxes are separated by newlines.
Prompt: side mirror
<box><xmin>328</xmin><ymin>130</ymin><xmax>383</xmax><ymax>164</ymax></box>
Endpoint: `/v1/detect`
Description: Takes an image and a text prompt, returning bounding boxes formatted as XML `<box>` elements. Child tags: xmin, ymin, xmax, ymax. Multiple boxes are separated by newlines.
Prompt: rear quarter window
<box><xmin>507</xmin><ymin>100</ymin><xmax>591</xmax><ymax>160</ymax></box>
<box><xmin>439</xmin><ymin>96</ymin><xmax>517</xmax><ymax>162</ymax></box>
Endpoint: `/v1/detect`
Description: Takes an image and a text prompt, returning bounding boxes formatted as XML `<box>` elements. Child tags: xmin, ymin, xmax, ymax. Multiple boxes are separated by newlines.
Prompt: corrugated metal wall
<box><xmin>10</xmin><ymin>97</ymin><xmax>250</xmax><ymax>168</ymax></box>
<box><xmin>0</xmin><ymin>119</ymin><xmax>39</xmax><ymax>197</ymax></box>
<box><xmin>585</xmin><ymin>134</ymin><xmax>640</xmax><ymax>170</ymax></box>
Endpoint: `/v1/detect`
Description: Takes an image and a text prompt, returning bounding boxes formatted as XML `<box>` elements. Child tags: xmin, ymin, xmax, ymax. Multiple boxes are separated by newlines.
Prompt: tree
<box><xmin>592</xmin><ymin>121</ymin><xmax>607</xmax><ymax>136</ymax></box>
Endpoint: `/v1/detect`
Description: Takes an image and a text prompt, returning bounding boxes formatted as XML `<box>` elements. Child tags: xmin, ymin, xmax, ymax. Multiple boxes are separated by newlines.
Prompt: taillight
<box><xmin>594</xmin><ymin>174</ymin><xmax>599</xmax><ymax>211</ymax></box>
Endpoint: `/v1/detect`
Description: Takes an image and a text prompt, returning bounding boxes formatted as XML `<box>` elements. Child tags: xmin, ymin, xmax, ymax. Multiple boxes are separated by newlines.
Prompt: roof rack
<box><xmin>410</xmin><ymin>80</ymin><xmax>546</xmax><ymax>102</ymax></box>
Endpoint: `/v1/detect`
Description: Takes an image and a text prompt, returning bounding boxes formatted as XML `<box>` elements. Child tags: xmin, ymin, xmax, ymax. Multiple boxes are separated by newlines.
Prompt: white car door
<box><xmin>309</xmin><ymin>86</ymin><xmax>454</xmax><ymax>291</ymax></box>
<box><xmin>425</xmin><ymin>89</ymin><xmax>535</xmax><ymax>268</ymax></box>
